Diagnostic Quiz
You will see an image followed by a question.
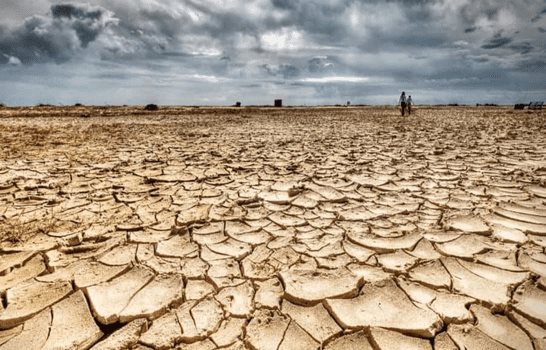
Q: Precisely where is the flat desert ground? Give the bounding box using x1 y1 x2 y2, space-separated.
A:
0 106 545 350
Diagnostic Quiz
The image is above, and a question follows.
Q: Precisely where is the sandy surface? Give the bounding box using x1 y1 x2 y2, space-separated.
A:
0 106 545 349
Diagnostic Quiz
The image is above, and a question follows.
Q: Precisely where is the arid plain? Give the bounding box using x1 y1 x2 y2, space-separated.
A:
0 106 545 349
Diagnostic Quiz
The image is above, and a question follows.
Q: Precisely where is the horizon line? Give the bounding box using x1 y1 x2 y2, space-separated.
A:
1 103 539 108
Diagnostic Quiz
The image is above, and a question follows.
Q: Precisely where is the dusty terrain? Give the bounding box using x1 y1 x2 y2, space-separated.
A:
0 105 545 350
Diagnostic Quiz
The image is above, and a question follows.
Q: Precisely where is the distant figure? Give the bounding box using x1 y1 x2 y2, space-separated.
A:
399 91 407 116
407 95 413 115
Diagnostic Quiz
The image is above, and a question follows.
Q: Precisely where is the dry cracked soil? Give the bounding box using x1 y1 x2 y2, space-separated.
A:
0 105 545 350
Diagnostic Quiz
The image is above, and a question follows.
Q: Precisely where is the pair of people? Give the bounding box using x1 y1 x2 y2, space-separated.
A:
398 91 413 116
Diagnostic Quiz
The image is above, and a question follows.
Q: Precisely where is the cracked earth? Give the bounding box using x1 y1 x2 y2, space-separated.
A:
0 106 545 350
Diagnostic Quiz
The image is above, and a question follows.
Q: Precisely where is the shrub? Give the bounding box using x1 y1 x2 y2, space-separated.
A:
144 104 159 111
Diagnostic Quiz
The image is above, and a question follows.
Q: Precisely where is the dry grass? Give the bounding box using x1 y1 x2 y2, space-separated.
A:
0 217 56 244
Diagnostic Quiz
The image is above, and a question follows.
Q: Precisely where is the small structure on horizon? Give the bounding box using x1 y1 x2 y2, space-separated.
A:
234 102 241 107
274 99 283 107
514 104 526 110
347 101 351 106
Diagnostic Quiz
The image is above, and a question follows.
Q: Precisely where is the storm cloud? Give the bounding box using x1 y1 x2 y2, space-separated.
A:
0 0 544 105
0 3 117 64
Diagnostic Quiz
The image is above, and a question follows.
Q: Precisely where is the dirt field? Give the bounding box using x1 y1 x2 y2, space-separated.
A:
0 106 545 349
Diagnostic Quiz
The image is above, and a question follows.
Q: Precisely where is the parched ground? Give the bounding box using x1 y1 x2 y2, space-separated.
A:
0 106 545 350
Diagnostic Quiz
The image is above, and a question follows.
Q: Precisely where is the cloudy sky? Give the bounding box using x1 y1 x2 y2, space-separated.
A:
0 0 545 106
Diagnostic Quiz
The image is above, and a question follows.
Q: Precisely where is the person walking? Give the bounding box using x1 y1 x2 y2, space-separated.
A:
407 95 413 115
399 91 407 116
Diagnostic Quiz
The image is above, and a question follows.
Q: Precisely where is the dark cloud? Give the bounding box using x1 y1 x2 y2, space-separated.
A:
51 3 112 47
508 42 534 54
465 26 478 33
0 2 116 64
481 33 513 49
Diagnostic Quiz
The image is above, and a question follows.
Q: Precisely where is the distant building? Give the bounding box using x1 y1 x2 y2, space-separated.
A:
274 99 283 107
